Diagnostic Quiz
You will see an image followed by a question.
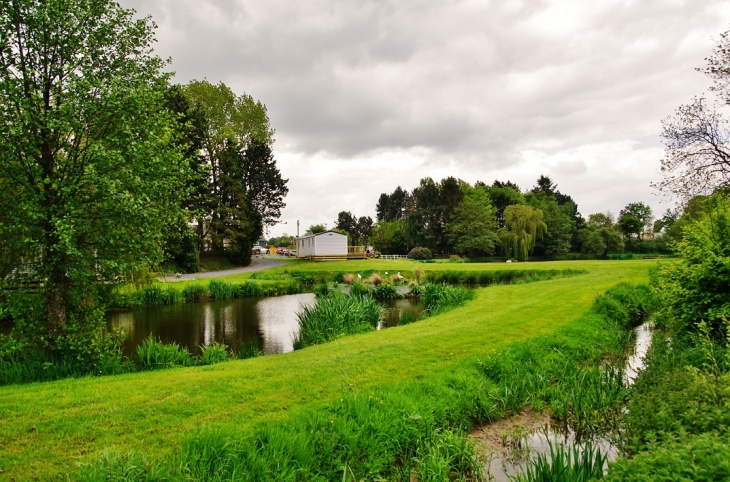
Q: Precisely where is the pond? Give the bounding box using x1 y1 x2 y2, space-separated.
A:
105 294 422 357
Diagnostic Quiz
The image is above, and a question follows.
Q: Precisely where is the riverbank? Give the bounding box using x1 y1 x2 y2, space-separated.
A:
0 260 656 478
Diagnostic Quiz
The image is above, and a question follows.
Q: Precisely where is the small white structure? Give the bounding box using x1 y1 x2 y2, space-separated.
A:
298 231 348 260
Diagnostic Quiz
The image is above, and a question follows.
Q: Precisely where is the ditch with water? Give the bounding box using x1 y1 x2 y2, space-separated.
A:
105 293 422 357
472 322 653 481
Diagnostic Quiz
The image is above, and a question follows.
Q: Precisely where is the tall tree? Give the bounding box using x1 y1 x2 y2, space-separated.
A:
0 0 190 340
498 205 547 260
182 80 275 250
619 202 654 240
443 185 499 256
483 180 525 228
241 140 288 228
656 29 730 198
375 186 408 221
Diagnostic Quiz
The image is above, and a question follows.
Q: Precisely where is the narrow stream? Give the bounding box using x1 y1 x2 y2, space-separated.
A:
475 322 653 481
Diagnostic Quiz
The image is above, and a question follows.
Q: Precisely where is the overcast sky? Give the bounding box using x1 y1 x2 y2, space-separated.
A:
121 0 730 238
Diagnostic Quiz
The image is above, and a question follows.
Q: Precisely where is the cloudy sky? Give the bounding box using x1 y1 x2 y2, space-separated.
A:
121 0 730 237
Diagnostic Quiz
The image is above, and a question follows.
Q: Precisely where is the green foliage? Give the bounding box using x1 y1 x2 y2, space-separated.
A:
656 195 730 338
422 284 474 316
136 337 193 371
237 338 261 359
512 440 608 482
593 282 656 330
374 283 398 301
498 205 547 261
208 279 235 300
408 247 433 260
182 284 210 303
443 184 500 257
370 220 408 255
426 269 585 286
199 343 230 366
293 292 382 349
607 432 730 481
0 0 192 361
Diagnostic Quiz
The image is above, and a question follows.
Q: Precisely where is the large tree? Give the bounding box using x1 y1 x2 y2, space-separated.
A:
0 0 191 341
498 205 547 261
656 29 730 198
181 80 277 251
443 185 499 256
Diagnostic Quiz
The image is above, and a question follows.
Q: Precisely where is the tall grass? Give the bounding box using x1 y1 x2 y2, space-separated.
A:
511 439 608 481
199 342 230 365
293 291 382 349
422 284 475 316
181 284 209 303
208 279 235 300
426 269 585 286
237 338 261 359
136 336 193 370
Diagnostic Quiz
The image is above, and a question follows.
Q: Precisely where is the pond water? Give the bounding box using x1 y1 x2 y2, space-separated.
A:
105 294 422 357
475 322 653 481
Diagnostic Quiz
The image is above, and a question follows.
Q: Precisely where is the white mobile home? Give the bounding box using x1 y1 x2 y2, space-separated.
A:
298 231 348 260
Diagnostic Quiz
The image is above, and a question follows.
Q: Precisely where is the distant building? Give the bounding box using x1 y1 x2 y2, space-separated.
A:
297 231 348 260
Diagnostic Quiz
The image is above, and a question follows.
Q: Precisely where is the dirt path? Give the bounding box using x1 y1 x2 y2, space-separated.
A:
162 256 290 281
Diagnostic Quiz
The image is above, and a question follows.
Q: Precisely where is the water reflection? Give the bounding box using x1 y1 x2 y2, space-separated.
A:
105 294 422 357
106 293 316 356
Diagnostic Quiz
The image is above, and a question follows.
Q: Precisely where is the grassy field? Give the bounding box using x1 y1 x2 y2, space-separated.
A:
0 260 657 479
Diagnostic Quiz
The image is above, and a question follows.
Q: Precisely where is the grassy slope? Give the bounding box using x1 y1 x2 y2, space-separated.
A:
0 260 655 479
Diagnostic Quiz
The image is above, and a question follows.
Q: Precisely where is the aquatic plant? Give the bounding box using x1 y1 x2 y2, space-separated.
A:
182 284 209 303
237 338 260 359
374 283 397 301
293 291 382 349
198 343 230 365
208 279 235 300
136 336 193 370
511 438 607 481
421 284 474 316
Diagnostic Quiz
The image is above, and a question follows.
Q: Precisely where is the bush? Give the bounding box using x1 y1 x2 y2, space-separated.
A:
374 283 397 300
369 274 384 286
408 247 433 260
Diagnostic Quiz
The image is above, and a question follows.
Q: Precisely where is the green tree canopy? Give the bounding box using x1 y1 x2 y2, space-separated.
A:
0 0 191 340
498 205 547 260
443 185 499 256
370 220 408 255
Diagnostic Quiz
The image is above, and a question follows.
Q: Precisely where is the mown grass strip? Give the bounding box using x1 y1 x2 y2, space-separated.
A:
0 260 655 478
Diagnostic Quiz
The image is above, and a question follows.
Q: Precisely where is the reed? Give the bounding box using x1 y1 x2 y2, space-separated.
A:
198 343 230 365
237 338 261 359
293 291 382 349
136 336 193 370
208 279 235 300
511 438 607 481
421 284 474 316
182 284 209 303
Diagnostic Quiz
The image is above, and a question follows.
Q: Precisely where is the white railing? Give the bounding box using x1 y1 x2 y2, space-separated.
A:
378 254 408 260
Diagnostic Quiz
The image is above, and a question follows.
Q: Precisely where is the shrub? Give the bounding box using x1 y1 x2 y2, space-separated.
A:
342 273 355 285
374 283 397 301
408 247 433 260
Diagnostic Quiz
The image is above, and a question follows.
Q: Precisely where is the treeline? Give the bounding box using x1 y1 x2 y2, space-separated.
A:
344 175 671 259
162 82 288 272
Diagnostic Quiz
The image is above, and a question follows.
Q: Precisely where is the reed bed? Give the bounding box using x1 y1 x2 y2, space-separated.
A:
293 291 382 350
512 438 608 482
422 284 475 316
426 269 585 286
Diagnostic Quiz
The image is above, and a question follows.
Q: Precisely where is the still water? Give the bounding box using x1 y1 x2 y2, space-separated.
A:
105 294 421 357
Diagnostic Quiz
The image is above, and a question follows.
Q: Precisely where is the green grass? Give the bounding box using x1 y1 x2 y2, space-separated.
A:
0 260 656 478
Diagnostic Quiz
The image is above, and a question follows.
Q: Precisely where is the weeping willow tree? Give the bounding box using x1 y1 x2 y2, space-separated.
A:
498 205 547 260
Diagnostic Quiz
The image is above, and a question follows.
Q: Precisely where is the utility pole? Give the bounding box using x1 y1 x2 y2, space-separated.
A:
296 219 300 262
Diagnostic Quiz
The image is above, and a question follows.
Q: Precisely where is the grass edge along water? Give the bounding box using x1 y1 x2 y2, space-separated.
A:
71 280 655 481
